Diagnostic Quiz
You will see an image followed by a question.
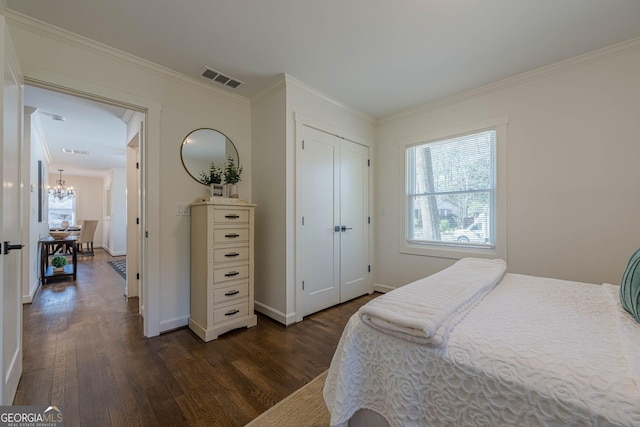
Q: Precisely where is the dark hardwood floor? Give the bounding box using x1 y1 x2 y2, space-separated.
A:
14 249 378 426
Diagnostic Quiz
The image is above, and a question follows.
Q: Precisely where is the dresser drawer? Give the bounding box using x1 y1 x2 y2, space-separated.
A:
214 228 249 243
214 283 248 304
213 246 249 263
214 301 248 324
214 209 249 224
213 264 249 283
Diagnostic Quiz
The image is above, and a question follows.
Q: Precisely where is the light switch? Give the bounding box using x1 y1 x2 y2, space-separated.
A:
177 204 190 216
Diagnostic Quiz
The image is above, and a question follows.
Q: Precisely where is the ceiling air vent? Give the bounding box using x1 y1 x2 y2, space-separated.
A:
199 66 244 89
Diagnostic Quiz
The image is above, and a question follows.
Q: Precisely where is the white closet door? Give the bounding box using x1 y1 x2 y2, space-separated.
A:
339 140 370 302
299 125 371 317
299 127 340 317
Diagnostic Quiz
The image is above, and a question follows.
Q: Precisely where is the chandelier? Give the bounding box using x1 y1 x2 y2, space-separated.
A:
49 169 75 200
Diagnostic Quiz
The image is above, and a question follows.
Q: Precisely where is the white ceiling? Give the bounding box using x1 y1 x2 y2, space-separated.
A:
7 1 640 174
25 85 129 177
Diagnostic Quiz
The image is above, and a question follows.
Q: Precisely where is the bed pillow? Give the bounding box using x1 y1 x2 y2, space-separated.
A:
620 247 640 323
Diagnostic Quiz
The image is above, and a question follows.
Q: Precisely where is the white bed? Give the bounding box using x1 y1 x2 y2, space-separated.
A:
324 260 640 427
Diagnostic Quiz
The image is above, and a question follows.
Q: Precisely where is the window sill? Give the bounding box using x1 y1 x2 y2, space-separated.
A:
400 241 502 260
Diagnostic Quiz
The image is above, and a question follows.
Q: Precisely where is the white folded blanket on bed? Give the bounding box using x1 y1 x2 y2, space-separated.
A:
359 257 507 346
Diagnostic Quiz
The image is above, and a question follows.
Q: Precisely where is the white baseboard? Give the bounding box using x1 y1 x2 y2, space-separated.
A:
159 315 189 333
373 283 394 293
22 279 41 304
254 300 296 326
103 246 126 256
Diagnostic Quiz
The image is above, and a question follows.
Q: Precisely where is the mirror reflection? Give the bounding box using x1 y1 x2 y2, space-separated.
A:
180 128 239 185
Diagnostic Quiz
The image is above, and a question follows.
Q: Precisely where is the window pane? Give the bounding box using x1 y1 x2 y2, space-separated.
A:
48 193 76 227
407 129 495 247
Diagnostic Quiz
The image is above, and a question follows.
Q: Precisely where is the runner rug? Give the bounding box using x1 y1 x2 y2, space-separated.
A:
107 259 126 279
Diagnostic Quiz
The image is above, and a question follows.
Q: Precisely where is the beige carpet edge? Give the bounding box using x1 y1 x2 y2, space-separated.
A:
245 370 330 427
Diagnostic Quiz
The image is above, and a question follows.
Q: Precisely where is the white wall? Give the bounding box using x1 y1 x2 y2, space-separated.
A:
375 41 640 288
48 173 105 248
251 75 375 324
251 81 287 319
102 168 126 255
6 12 251 333
22 108 50 302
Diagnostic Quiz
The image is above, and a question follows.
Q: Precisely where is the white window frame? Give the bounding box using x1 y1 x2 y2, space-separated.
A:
47 191 77 228
398 116 508 260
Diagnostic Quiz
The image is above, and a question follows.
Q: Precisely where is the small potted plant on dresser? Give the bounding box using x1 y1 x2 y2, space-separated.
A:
224 156 243 198
51 255 68 273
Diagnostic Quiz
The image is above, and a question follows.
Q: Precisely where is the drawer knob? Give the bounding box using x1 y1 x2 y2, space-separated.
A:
225 233 240 238
225 309 240 316
225 252 240 258
224 290 240 296
224 271 240 277
225 214 240 219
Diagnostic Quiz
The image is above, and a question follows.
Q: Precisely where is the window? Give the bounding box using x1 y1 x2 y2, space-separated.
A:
48 193 76 228
400 117 507 259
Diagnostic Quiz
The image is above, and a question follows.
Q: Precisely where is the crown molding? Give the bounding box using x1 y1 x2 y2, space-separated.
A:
2 8 250 108
251 73 375 125
27 109 53 165
284 74 375 124
250 74 286 105
381 36 640 124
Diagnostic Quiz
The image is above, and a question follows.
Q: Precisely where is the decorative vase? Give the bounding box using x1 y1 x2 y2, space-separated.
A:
61 220 69 229
228 184 239 199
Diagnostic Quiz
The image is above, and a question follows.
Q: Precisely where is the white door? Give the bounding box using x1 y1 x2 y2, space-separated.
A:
0 17 24 405
299 127 340 316
299 126 370 317
339 140 370 302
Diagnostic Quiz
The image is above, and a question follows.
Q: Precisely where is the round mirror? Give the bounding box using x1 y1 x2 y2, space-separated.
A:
180 128 239 185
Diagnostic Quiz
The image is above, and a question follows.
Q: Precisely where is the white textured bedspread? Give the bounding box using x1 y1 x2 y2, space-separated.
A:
324 274 640 427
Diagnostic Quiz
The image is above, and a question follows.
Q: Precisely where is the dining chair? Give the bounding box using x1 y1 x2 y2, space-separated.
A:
76 219 98 255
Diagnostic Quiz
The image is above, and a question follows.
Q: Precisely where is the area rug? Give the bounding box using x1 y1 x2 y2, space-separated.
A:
246 370 330 427
107 259 126 279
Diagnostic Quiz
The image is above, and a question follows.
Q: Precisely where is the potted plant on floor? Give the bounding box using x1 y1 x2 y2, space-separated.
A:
51 255 68 273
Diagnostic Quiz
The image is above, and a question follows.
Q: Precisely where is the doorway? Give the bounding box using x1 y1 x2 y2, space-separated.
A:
23 78 152 335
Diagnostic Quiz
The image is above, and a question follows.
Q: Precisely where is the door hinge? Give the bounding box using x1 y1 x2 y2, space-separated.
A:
136 273 140 280
302 140 305 149
136 217 139 225
136 162 139 169
368 159 370 166
302 280 305 290
368 216 370 224
302 216 304 226
145 231 149 238
368 265 371 273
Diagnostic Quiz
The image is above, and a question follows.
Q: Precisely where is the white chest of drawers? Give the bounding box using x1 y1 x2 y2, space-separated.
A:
189 200 257 341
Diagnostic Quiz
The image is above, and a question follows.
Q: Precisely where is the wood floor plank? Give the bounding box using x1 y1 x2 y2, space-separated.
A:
15 249 378 426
